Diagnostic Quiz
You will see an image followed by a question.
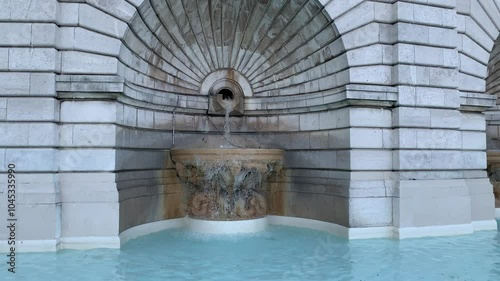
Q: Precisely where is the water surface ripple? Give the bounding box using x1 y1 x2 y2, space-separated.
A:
2 223 499 281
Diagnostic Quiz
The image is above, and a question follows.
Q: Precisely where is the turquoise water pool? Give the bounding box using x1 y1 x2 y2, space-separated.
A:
2 223 499 281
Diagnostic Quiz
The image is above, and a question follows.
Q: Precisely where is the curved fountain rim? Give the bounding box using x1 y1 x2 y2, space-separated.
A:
170 149 285 162
170 148 285 154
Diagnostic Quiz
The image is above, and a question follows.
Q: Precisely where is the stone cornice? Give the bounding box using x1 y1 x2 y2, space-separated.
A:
245 84 398 115
460 91 496 112
56 75 398 115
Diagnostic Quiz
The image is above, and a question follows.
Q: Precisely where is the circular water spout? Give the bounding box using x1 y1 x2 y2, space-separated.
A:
203 70 248 115
218 88 234 101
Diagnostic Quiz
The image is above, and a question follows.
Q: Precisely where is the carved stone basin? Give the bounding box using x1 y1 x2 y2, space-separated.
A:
171 149 284 221
487 151 500 208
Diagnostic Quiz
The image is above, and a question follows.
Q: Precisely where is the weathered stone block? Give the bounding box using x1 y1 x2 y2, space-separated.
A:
0 203 59 241
334 1 374 34
123 105 137 126
351 150 392 170
57 3 79 25
59 124 73 146
0 48 7 70
415 45 444 66
431 151 463 169
74 28 121 56
309 131 329 149
393 107 430 128
430 109 461 128
460 53 487 78
62 51 118 74
394 150 432 170
395 2 413 22
341 22 380 50
285 150 337 169
462 151 486 169
78 4 127 38
63 100 117 122
32 24 57 47
395 43 414 64
278 114 299 132
428 26 457 48
0 23 31 46
62 202 119 237
350 128 383 148
30 73 56 96
85 0 136 22
393 128 417 148
59 173 117 202
0 0 10 20
154 111 173 130
0 123 29 146
6 148 57 171
56 27 75 49
462 131 486 150
319 110 337 130
461 112 486 131
349 197 392 227
29 123 58 146
350 108 392 127
137 109 154 129
0 72 30 95
397 23 429 44
396 195 471 227
460 72 486 92
328 129 350 149
10 0 57 21
315 194 336 223
350 65 392 84
347 45 383 66
7 98 58 121
72 124 116 147
416 129 462 149
419 87 460 108
324 0 363 20
9 48 59 71
349 180 387 197
299 113 320 131
115 149 165 170
59 149 115 171
414 4 446 27
465 16 493 51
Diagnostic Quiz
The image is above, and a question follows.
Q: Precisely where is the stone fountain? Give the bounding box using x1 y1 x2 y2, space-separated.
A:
171 75 284 233
171 149 283 220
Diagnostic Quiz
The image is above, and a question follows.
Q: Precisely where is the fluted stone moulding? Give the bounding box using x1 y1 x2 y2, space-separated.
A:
121 0 342 101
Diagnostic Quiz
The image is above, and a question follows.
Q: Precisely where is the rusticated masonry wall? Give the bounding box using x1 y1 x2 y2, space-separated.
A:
0 0 499 250
0 1 62 249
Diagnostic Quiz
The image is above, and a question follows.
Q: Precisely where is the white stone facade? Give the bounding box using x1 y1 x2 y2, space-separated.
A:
0 0 499 251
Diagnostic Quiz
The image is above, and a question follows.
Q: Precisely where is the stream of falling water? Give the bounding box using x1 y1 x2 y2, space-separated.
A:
221 99 235 147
